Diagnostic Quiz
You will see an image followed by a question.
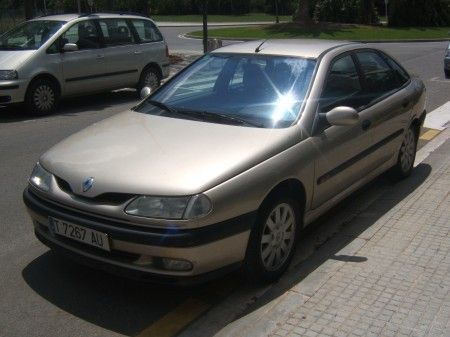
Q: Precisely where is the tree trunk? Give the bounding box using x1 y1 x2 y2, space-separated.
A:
293 0 311 24
360 0 375 24
25 0 33 19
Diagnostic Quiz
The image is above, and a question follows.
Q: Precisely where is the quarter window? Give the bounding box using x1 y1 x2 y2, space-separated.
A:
62 20 100 50
320 55 363 112
131 20 163 43
98 19 136 46
382 54 410 87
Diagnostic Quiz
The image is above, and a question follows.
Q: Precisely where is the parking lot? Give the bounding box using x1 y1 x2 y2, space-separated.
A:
1 29 449 337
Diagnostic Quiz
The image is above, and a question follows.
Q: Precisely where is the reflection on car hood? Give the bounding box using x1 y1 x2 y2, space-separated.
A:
0 50 35 69
40 110 299 197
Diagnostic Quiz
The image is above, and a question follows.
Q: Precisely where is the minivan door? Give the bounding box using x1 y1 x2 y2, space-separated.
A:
96 18 141 89
60 20 109 96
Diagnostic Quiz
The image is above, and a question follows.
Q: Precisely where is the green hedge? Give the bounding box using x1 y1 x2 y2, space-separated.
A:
389 0 450 27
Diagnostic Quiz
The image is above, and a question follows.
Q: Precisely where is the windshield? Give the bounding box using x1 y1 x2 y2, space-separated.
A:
0 20 65 50
137 53 317 128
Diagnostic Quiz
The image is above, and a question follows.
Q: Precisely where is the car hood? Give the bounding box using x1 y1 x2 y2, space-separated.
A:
40 111 300 197
0 50 35 69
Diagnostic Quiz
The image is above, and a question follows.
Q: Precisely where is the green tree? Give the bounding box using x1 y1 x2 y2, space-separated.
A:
293 0 311 23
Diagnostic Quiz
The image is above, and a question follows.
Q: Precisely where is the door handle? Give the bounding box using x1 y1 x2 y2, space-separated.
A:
96 54 105 59
362 119 371 131
134 51 143 55
402 100 410 108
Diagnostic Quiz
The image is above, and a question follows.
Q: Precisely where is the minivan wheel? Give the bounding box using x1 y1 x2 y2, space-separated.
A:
244 197 300 283
138 67 161 94
25 78 59 116
390 125 418 180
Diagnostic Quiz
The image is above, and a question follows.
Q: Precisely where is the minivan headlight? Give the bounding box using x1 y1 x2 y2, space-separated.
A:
0 70 18 80
29 162 52 192
125 194 212 220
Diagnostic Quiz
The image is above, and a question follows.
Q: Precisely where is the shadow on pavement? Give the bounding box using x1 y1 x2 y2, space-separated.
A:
0 90 138 124
21 164 431 337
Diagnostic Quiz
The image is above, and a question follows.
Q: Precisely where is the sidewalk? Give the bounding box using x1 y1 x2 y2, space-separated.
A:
217 131 450 337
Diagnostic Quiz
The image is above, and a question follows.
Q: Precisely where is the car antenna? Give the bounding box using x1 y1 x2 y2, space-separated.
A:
255 40 267 53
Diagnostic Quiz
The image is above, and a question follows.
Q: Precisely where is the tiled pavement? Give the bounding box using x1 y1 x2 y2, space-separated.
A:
268 141 450 337
215 135 450 337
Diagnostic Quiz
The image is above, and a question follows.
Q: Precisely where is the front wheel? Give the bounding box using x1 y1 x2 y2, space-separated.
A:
390 125 418 180
25 78 59 116
244 197 300 283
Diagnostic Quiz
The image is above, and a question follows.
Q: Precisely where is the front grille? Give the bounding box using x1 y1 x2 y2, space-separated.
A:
55 175 135 205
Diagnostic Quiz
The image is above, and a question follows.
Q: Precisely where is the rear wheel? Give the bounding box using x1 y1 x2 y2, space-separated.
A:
244 197 300 283
25 78 59 116
390 125 418 180
137 67 161 94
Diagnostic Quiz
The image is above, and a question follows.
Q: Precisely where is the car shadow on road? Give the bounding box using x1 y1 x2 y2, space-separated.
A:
21 164 431 337
0 90 139 123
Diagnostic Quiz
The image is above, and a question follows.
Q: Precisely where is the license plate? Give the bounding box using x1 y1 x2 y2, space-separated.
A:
48 217 110 252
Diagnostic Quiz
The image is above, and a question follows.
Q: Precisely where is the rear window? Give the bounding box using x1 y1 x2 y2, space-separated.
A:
131 20 162 43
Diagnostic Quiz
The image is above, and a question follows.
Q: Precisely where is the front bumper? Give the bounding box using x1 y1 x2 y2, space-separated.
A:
0 79 28 104
24 187 255 283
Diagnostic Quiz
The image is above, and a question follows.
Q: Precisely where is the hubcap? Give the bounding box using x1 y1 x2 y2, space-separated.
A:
260 203 296 271
400 128 416 173
144 71 159 90
33 85 55 111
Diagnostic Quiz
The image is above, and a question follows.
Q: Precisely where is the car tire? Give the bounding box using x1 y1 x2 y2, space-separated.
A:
445 69 450 78
244 196 301 283
390 125 418 180
25 78 59 116
137 67 161 95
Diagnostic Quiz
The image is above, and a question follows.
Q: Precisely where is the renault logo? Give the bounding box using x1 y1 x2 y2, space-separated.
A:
82 177 94 192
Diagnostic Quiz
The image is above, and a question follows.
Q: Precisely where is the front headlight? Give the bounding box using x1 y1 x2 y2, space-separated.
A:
0 70 18 80
29 162 52 192
125 194 212 220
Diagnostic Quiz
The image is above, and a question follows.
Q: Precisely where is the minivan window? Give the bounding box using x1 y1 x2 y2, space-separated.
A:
131 20 163 43
62 20 100 50
0 20 65 50
137 54 316 129
98 19 136 46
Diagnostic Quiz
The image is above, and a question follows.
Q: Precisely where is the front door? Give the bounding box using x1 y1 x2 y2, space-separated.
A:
311 53 375 209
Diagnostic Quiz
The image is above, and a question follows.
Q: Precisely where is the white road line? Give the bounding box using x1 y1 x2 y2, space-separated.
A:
429 77 450 83
423 101 450 130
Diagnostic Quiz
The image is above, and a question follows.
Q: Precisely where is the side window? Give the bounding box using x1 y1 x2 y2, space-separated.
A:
382 54 410 87
47 39 60 54
62 20 100 50
356 51 397 101
320 55 362 112
131 20 163 43
98 19 136 46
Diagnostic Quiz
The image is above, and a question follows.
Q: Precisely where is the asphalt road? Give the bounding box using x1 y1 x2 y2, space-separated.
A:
0 27 449 337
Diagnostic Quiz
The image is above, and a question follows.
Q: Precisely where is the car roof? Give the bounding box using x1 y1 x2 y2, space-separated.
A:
31 13 150 22
212 39 362 59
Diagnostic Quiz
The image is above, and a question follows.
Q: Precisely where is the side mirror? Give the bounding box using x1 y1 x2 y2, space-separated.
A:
325 106 359 126
140 86 152 100
62 43 78 52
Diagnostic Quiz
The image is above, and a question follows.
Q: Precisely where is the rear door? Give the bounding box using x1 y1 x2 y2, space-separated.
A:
354 50 414 166
60 19 108 95
96 18 141 89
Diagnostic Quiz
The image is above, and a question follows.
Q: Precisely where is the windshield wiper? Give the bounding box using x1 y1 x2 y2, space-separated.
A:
145 100 177 113
176 109 264 128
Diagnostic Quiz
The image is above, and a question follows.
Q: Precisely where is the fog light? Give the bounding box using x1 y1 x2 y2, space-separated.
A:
133 255 155 267
161 257 193 271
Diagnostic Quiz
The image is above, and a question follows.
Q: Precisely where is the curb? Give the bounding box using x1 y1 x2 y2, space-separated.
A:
183 33 450 43
156 21 284 28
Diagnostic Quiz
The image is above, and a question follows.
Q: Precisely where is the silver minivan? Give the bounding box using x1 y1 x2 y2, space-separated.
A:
0 13 169 115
